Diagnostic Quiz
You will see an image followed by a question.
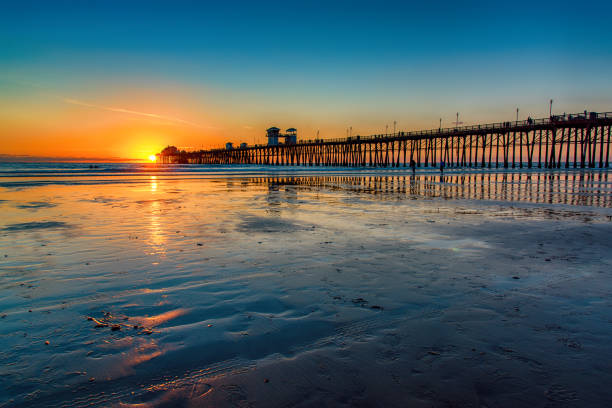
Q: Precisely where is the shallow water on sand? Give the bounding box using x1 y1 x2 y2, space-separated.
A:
1 166 612 407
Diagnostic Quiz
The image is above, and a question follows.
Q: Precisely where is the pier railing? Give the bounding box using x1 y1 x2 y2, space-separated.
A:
201 111 612 151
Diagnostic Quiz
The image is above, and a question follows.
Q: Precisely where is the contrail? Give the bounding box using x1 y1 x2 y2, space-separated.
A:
2 77 219 129
60 97 204 128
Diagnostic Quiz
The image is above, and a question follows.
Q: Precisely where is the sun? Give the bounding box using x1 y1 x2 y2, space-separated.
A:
148 155 157 162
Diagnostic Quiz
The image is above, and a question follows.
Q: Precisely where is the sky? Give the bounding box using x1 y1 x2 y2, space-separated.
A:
1 0 611 160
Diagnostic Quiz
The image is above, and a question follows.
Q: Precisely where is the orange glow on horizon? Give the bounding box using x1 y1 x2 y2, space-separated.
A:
0 82 440 160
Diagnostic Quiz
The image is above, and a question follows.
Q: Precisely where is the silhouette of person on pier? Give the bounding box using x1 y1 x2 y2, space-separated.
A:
440 160 445 174
410 159 416 175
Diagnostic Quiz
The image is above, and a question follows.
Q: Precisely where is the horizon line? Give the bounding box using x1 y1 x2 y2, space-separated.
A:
0 154 146 163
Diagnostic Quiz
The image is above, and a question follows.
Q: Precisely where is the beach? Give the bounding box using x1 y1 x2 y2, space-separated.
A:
1 164 611 407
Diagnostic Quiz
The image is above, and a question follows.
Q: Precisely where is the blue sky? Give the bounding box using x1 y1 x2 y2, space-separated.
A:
1 0 611 157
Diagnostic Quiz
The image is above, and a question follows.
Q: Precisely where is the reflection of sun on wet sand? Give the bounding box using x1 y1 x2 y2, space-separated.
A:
1 168 612 407
134 308 188 328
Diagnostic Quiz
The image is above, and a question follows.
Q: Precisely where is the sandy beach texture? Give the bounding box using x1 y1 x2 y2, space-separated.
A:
1 166 611 407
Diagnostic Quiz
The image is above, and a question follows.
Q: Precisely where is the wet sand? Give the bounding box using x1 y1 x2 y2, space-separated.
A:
1 168 611 407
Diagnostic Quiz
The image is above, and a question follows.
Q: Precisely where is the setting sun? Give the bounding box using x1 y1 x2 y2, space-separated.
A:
148 155 156 162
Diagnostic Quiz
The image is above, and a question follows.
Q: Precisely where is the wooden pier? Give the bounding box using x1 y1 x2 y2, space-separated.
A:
157 111 612 169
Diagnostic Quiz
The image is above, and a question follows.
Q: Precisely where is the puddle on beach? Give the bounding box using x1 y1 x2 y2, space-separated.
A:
1 169 612 407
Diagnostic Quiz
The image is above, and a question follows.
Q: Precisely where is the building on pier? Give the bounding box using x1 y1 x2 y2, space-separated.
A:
225 142 233 150
267 127 280 146
284 128 297 144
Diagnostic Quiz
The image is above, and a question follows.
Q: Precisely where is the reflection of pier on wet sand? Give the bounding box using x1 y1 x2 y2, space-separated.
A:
247 171 611 208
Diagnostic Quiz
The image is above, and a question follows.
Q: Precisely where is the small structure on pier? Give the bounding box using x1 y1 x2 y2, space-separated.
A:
161 145 179 155
267 127 280 146
225 142 233 150
240 142 248 148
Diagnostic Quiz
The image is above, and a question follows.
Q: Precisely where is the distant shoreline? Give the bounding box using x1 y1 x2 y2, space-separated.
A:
0 155 144 163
